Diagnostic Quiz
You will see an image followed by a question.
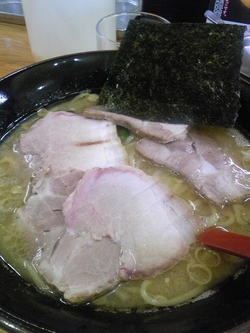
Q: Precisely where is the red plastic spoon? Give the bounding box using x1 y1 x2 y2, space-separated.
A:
197 227 250 260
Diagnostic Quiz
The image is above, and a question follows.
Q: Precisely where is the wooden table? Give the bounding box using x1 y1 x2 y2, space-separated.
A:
0 21 34 79
0 20 34 333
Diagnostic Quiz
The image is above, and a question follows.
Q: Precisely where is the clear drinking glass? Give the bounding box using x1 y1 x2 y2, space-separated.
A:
115 0 141 13
96 11 169 50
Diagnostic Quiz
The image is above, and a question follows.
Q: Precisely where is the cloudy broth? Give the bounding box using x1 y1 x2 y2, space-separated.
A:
0 93 249 312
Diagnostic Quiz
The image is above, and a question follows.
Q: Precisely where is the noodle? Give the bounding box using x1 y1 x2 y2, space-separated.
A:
194 247 221 267
115 288 138 302
233 204 250 225
24 260 50 291
140 280 205 307
11 185 25 201
172 178 189 196
217 207 235 227
187 263 212 285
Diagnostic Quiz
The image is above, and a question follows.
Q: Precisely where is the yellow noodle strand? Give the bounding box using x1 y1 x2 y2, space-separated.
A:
140 280 205 307
194 247 221 267
172 180 189 196
218 207 235 227
187 263 212 285
233 204 250 225
24 260 50 291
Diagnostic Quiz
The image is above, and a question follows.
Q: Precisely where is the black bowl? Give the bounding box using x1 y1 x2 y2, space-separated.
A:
0 51 250 333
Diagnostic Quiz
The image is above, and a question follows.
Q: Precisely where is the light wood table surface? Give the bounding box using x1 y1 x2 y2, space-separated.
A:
0 21 35 79
0 21 34 333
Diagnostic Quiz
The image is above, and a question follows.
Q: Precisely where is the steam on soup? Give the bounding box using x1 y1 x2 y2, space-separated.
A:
0 92 249 312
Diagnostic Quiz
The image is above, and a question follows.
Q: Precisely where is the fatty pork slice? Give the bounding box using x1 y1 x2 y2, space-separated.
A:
16 169 85 259
37 165 202 303
136 131 250 204
84 106 189 144
18 111 128 172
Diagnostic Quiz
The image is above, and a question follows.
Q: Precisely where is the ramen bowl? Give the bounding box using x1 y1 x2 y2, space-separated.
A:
0 51 250 333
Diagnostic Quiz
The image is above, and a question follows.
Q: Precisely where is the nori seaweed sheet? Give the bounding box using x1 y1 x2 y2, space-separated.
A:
99 21 245 127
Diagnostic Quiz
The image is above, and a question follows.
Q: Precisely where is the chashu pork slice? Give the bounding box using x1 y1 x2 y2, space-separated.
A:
18 111 128 172
84 106 189 144
37 165 202 303
16 169 85 259
136 130 250 204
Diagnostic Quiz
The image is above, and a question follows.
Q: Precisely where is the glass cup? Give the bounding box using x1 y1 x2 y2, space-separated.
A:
21 0 116 62
115 0 142 30
96 12 169 50
115 0 141 13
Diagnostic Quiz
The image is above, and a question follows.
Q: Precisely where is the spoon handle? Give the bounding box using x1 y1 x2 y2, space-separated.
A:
197 228 250 260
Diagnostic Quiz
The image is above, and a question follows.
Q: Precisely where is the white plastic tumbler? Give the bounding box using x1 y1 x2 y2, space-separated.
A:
21 0 116 61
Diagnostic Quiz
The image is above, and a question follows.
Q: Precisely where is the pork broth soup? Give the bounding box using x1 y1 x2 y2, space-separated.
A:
0 92 249 311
